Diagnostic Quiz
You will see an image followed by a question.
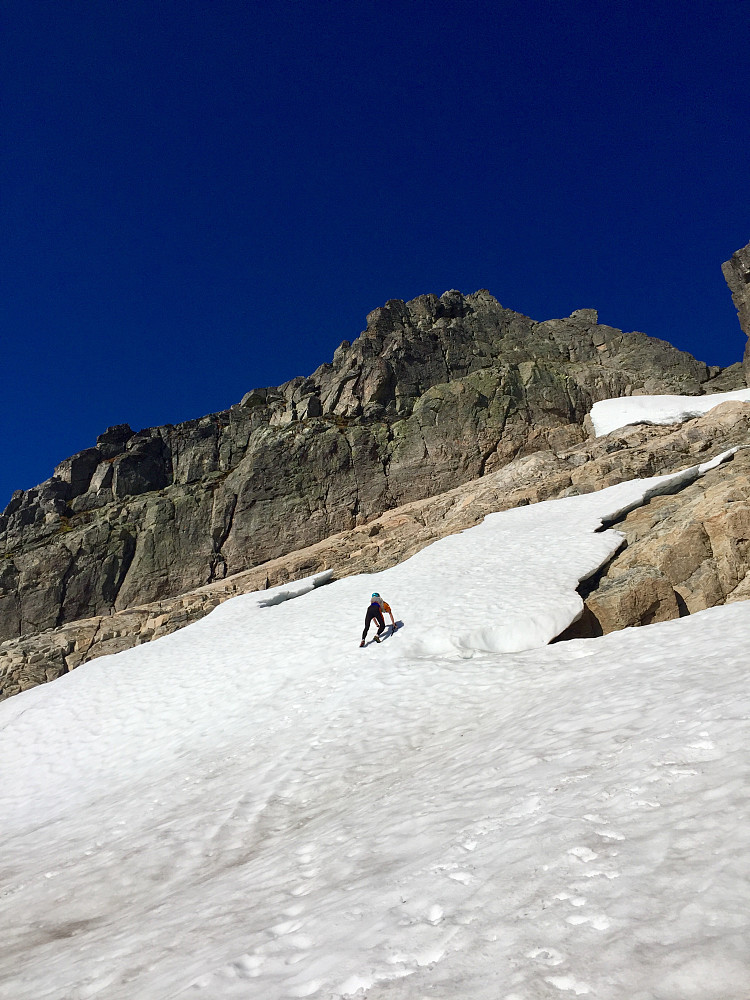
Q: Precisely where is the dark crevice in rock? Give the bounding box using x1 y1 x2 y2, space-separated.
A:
581 544 626 601
553 605 604 641
208 554 228 583
55 553 79 628
478 438 501 478
104 529 138 610
551 543 625 644
1 575 23 640
212 494 238 562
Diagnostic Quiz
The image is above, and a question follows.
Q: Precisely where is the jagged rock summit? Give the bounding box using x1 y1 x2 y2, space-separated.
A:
3 235 750 696
2 290 729 645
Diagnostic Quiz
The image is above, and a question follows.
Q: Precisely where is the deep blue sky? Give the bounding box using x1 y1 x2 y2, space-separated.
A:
2 1 749 507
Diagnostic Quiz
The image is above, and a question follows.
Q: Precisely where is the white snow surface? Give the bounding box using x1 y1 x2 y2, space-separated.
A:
589 387 750 437
2 456 750 1000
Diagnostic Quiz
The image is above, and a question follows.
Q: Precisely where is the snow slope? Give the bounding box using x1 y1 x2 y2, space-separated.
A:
589 387 750 437
1 456 749 1000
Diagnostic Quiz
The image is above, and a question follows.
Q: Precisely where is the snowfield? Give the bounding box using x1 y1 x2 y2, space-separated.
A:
589 387 750 437
1 453 749 999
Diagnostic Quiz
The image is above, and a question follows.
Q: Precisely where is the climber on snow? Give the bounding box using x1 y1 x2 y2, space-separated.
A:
360 593 396 646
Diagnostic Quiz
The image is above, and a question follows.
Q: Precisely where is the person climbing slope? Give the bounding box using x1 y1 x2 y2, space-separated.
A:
360 592 396 646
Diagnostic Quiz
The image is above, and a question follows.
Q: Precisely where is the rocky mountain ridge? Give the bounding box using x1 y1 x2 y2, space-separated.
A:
0 291 740 645
1 240 749 700
2 400 748 701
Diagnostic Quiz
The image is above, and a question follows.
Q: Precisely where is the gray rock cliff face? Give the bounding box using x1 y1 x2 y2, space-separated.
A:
0 290 720 642
722 240 750 382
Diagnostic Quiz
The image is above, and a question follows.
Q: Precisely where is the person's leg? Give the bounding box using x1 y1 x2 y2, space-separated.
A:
362 605 377 642
375 608 385 635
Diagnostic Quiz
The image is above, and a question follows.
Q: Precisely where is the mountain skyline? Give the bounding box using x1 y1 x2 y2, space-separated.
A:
3 1 749 506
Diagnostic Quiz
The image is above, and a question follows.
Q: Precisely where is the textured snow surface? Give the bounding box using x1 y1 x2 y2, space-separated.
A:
589 387 750 437
1 459 749 1000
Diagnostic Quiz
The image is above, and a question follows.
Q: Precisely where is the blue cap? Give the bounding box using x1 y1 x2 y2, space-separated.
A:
371 592 380 598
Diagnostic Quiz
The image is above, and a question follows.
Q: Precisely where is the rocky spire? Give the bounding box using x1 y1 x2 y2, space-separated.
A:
722 239 750 384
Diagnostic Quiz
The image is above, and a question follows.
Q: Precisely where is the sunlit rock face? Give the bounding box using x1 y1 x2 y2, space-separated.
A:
722 239 750 384
561 415 750 640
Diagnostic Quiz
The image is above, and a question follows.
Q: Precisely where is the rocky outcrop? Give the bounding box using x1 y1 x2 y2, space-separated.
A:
722 239 750 382
701 362 747 393
565 444 750 638
0 293 719 644
4 400 749 702
558 402 750 639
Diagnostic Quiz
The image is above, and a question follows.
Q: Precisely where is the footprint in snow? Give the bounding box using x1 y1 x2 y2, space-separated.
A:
553 892 586 906
594 827 625 841
526 946 564 966
229 953 264 979
565 912 611 930
545 974 592 994
567 846 598 863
